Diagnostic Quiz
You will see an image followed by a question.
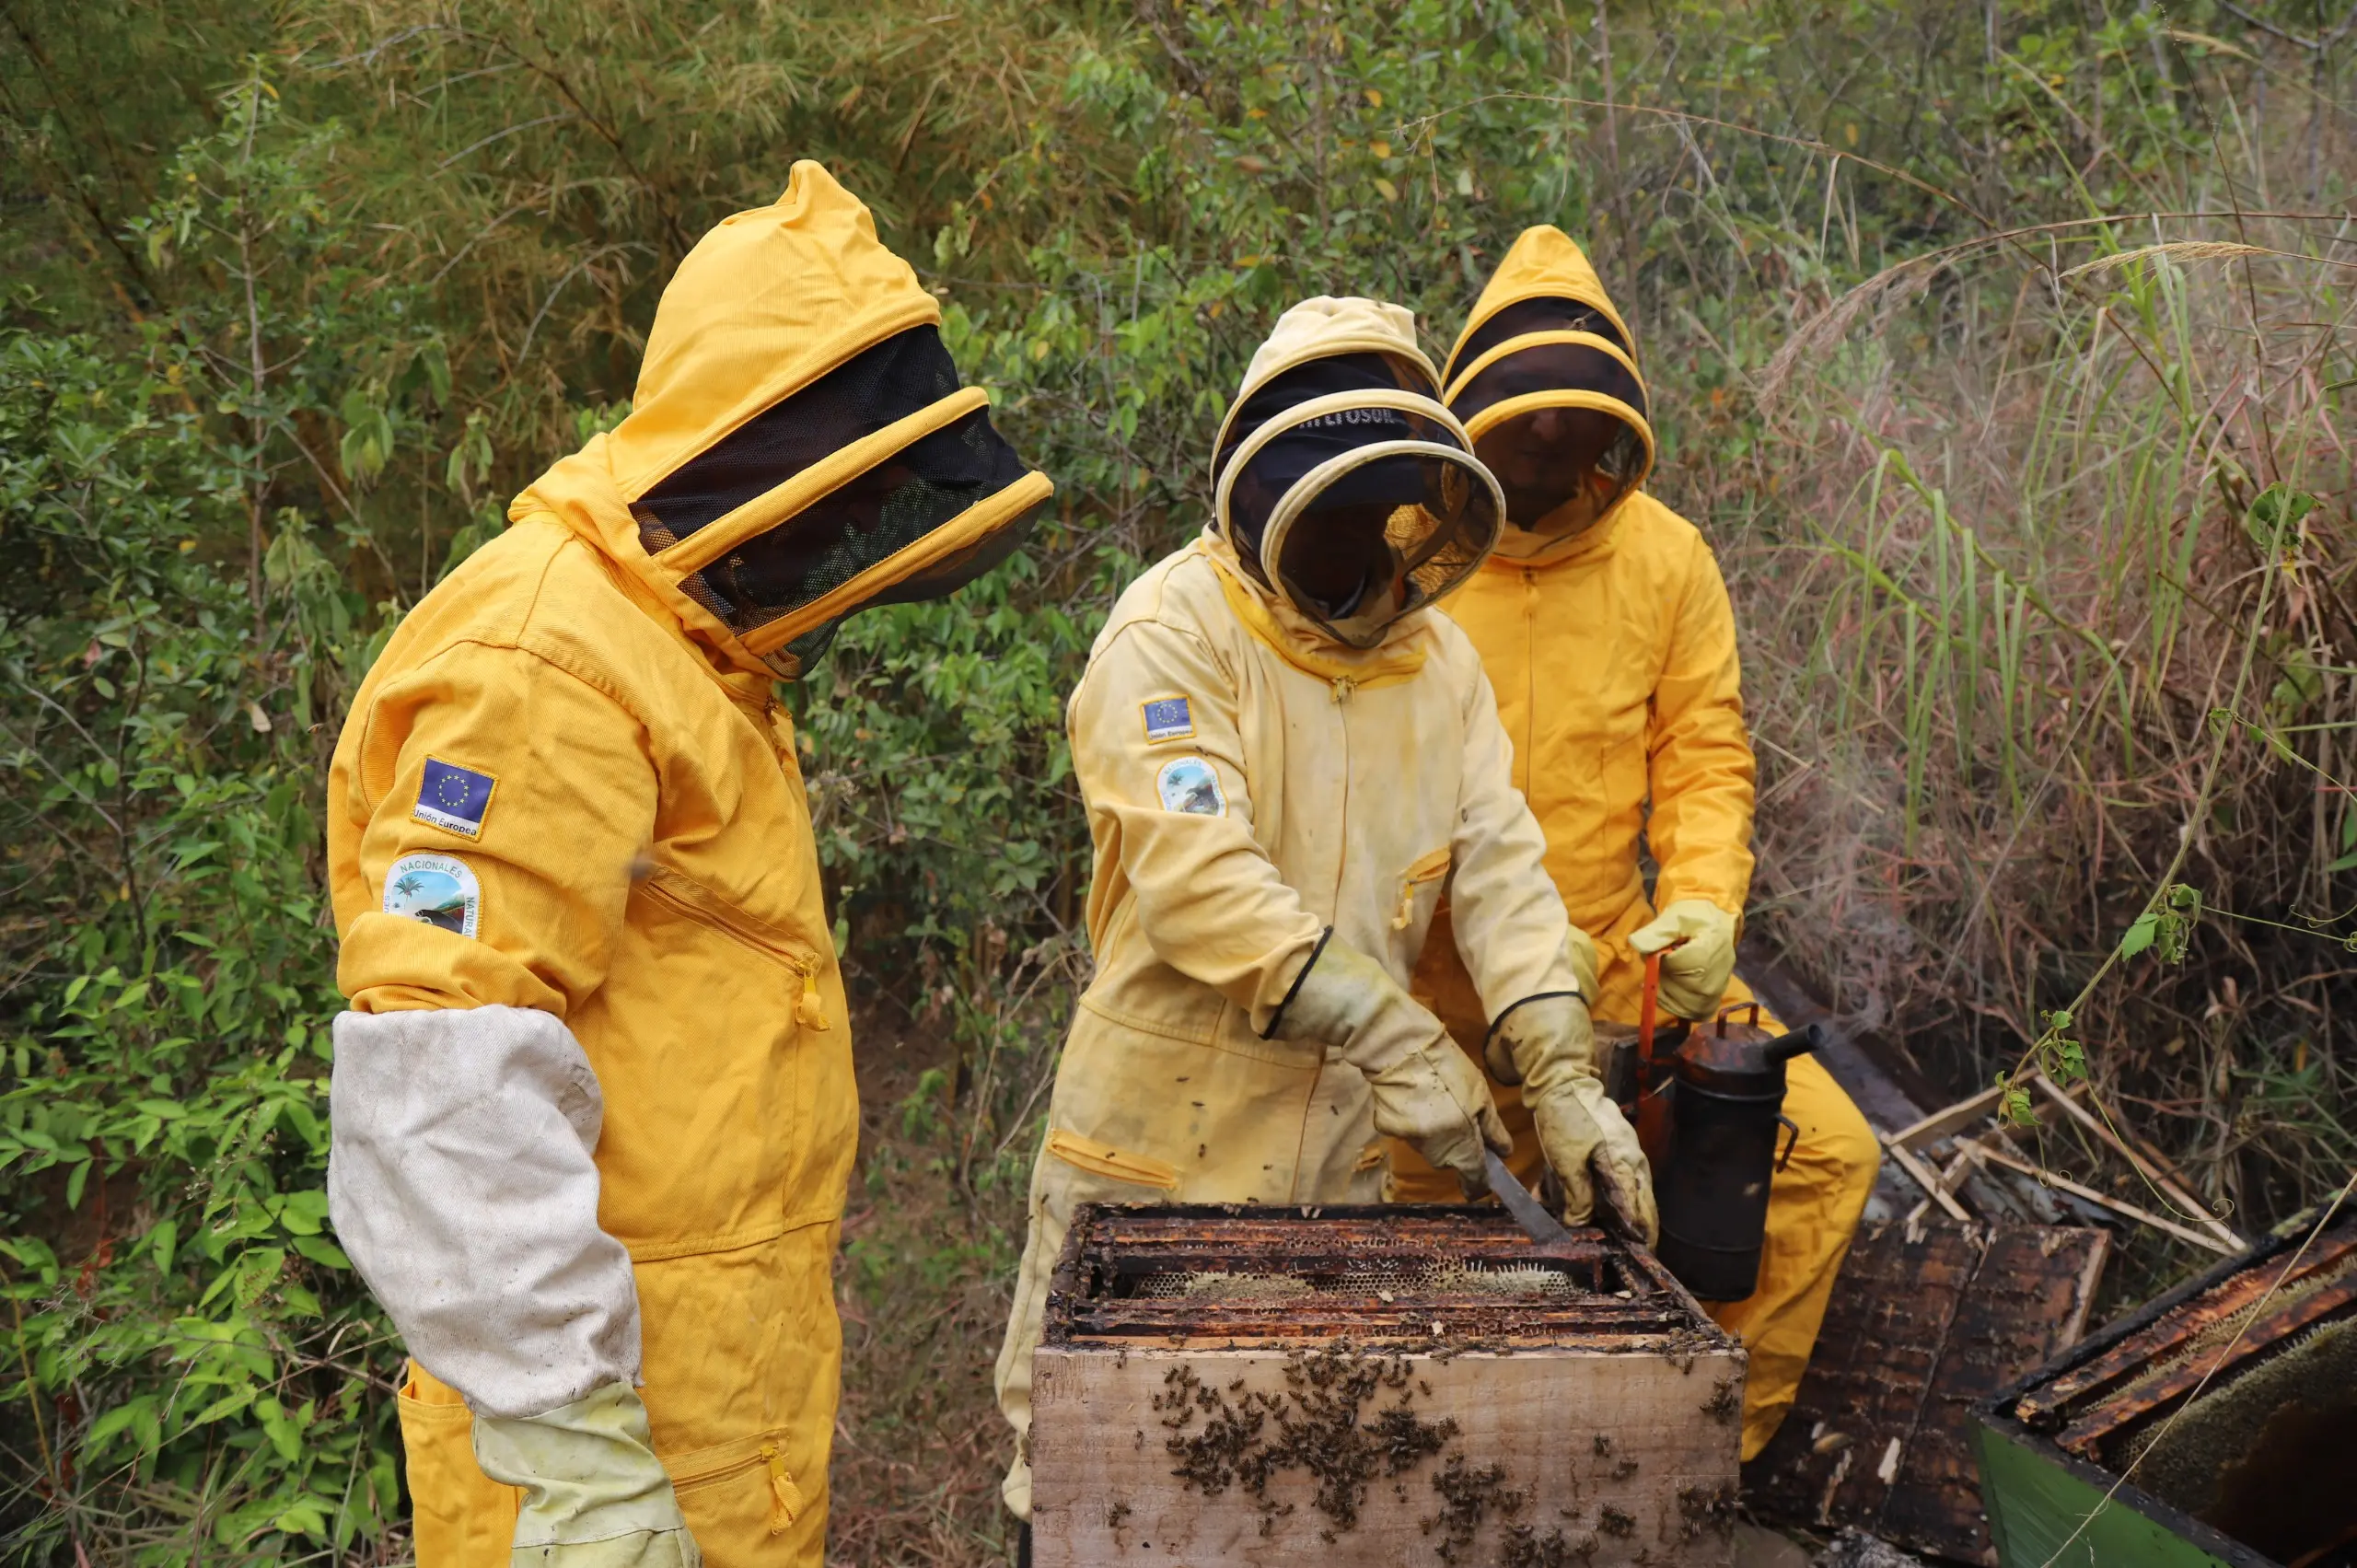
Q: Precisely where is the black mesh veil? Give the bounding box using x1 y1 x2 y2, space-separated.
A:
1215 353 1501 647
631 325 1042 673
1445 306 1652 535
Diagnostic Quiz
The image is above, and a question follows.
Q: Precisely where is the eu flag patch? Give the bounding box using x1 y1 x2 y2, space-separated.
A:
413 757 498 839
1141 695 1194 744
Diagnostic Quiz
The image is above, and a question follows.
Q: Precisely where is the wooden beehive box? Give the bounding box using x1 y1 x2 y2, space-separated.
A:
1029 1204 1746 1566
1975 1214 2357 1568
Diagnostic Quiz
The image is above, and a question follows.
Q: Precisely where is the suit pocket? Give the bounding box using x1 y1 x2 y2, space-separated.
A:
1390 846 1454 932
396 1363 518 1568
636 865 832 1033
668 1429 808 1555
1045 1128 1180 1191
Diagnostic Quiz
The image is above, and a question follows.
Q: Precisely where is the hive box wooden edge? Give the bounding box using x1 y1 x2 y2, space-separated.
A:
1029 1203 1747 1567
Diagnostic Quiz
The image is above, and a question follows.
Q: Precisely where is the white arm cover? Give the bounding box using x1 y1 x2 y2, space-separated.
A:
327 1005 641 1420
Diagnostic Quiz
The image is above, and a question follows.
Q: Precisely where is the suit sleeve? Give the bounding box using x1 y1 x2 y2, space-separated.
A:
328 641 654 1419
1648 538 1758 916
1070 621 1325 1028
1445 656 1585 1019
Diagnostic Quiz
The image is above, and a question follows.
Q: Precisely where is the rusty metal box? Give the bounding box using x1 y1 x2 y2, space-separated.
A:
1028 1203 1746 1566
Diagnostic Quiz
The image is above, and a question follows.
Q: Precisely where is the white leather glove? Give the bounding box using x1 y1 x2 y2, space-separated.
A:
1276 937 1510 1195
1565 922 1601 1004
1628 900 1739 1022
472 1383 700 1567
1486 994 1659 1245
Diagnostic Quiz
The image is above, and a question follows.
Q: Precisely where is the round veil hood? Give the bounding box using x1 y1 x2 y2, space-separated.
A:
1442 227 1654 544
1212 296 1504 650
517 160 1052 679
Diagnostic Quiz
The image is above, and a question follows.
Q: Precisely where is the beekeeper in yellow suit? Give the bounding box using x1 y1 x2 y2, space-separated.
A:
1387 226 1880 1461
993 296 1655 1540
325 163 1051 1568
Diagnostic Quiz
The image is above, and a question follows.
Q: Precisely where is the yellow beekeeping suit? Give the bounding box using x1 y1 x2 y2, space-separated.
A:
997 298 1587 1519
1387 227 1879 1460
329 162 1048 1566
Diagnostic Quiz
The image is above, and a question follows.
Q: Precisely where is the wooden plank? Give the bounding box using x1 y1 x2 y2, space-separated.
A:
1030 1343 1745 1566
1887 1084 2011 1151
2029 1075 2242 1248
1884 1137 1973 1222
2016 1225 2357 1428
1746 1221 2109 1564
1745 1222 1984 1533
1964 1140 2240 1255
1880 1225 2111 1562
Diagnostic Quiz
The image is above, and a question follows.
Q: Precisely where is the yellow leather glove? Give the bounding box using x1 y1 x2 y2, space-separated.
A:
472 1384 700 1568
1486 995 1659 1246
1279 937 1510 1196
1628 899 1739 1022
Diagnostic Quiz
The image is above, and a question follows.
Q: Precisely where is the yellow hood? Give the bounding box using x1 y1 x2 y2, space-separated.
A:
1441 227 1654 558
512 160 1051 679
1443 226 1636 375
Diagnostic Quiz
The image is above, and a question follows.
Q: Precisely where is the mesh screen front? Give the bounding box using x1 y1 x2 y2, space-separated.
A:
1224 404 1466 574
630 326 1036 667
1472 408 1648 532
1449 336 1649 533
1448 296 1630 383
634 327 962 536
1265 449 1495 645
1447 338 1648 436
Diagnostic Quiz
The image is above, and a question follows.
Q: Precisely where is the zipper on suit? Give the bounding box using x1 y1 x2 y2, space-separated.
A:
1520 569 1538 795
1285 670 1364 1202
667 1439 804 1535
637 865 830 1031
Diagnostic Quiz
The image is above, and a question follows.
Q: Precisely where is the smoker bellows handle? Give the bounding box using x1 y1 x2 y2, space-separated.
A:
1763 1022 1824 1064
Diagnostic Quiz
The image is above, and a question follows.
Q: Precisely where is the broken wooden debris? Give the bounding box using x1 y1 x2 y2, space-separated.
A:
1745 1218 2108 1564
1964 1140 2239 1256
1878 1071 2241 1253
1813 1527 1934 1567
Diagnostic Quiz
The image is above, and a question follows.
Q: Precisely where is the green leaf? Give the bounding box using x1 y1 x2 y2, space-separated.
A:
256 1398 303 1463
274 1189 329 1235
2243 482 2320 548
290 1234 350 1271
233 1248 285 1308
2119 912 2157 958
274 1501 328 1539
183 1386 257 1429
85 1395 158 1457
148 1217 178 1273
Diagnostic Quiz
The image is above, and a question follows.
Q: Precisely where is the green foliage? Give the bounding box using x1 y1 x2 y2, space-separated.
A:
2119 885 2202 966
0 81 408 1566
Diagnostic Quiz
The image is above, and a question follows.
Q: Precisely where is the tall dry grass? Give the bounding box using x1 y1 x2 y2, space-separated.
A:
1723 211 2355 1227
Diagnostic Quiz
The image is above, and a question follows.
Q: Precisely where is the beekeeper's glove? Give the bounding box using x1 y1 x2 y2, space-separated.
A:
473 1383 700 1568
1276 937 1510 1196
1486 995 1659 1246
1628 899 1740 1022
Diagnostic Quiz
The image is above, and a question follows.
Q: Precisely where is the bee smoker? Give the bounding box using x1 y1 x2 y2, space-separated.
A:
1600 957 1822 1302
